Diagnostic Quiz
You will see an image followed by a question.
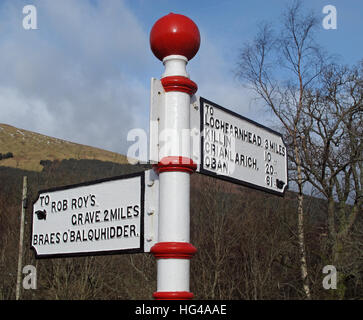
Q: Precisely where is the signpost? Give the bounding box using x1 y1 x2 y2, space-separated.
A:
191 97 288 195
151 93 288 195
148 13 200 300
32 170 158 258
148 12 288 300
30 12 288 301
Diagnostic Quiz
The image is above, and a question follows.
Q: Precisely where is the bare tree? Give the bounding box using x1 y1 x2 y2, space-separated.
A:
297 61 362 298
236 0 326 298
191 175 241 299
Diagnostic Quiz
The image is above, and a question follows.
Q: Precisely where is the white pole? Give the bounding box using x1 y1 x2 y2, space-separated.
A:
16 176 27 300
149 13 200 300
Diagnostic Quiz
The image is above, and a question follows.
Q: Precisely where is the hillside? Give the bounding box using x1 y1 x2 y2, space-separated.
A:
0 123 128 171
0 125 361 300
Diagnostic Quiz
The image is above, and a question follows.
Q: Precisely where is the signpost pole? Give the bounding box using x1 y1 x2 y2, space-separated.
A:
16 176 27 300
149 13 200 300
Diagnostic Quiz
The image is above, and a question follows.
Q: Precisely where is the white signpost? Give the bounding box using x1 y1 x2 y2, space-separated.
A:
150 92 288 196
32 170 158 258
29 12 289 301
191 97 288 195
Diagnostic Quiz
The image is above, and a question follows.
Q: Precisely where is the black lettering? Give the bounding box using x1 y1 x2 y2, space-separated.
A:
94 228 100 240
248 157 252 167
76 230 81 242
211 143 215 156
78 213 83 225
205 141 210 154
88 229 94 241
211 157 216 169
205 113 210 126
83 195 89 208
84 211 91 224
133 205 139 217
220 120 225 132
127 206 132 218
117 226 123 237
72 198 77 210
123 225 129 237
281 146 285 156
77 197 83 208
82 230 87 242
110 208 118 221
130 225 136 237
205 156 210 167
121 207 126 219
110 227 115 238
44 233 50 245
56 232 61 244
205 128 211 141
225 135 231 148
50 233 55 244
209 116 214 127
90 195 96 206
101 228 107 240
70 230 75 242
63 199 68 211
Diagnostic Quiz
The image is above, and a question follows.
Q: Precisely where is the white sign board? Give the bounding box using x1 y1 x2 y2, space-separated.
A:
32 170 158 258
149 77 164 164
192 97 288 195
148 78 288 195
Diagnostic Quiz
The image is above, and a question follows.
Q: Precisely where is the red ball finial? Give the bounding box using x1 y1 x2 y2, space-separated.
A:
150 13 200 61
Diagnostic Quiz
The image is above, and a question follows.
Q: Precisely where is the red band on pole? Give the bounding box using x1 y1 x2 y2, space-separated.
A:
161 76 198 96
151 242 197 259
153 156 197 174
153 291 194 300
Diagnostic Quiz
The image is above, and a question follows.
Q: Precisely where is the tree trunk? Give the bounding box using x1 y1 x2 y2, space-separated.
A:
295 145 311 299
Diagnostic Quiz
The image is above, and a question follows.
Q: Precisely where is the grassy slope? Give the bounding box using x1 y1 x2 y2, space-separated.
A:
0 123 128 171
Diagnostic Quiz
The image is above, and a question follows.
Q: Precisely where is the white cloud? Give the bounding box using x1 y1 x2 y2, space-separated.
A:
0 0 151 153
0 0 274 157
0 86 56 132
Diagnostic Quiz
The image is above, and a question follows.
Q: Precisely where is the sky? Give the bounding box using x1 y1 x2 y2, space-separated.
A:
0 0 362 155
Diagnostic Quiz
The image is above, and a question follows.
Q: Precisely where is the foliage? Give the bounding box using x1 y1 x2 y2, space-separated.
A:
0 152 14 161
235 0 362 299
1 159 361 300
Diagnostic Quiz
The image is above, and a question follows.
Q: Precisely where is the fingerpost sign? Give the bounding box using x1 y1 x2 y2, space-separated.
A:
32 170 158 258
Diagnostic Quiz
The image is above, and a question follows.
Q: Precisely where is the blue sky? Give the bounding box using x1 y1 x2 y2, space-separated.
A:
0 0 362 154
